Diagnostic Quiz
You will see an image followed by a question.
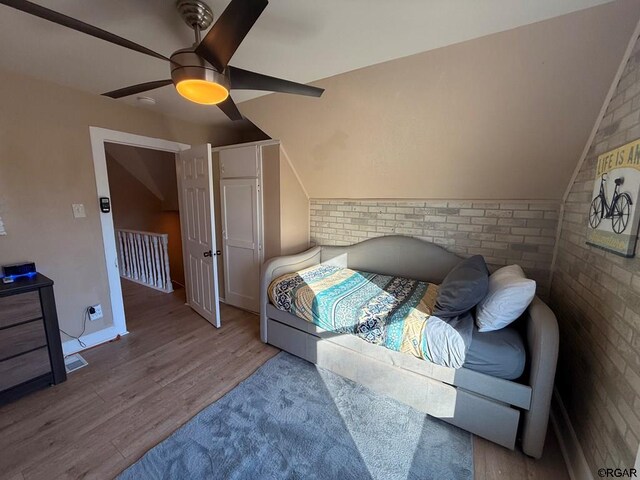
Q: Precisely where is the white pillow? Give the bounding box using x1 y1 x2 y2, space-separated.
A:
475 265 536 332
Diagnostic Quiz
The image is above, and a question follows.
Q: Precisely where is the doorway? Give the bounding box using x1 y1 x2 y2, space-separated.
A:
89 128 221 340
104 143 185 293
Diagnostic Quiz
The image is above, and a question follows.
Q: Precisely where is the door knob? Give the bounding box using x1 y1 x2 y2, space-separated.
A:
214 250 222 256
203 250 212 257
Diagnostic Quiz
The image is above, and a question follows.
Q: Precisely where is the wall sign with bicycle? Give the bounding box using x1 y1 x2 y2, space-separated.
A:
587 138 640 257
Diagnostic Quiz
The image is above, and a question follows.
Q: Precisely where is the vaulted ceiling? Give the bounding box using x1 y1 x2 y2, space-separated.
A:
241 0 640 199
0 0 621 126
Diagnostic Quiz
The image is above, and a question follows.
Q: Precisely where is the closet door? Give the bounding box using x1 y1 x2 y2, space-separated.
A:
220 145 259 178
220 178 261 312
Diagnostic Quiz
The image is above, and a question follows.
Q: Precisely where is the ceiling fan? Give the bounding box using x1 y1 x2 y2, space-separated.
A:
0 0 325 121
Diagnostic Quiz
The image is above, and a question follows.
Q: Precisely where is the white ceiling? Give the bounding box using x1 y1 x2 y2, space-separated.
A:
0 0 616 126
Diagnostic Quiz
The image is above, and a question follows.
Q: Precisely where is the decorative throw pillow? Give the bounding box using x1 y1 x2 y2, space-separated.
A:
433 255 489 318
476 264 536 332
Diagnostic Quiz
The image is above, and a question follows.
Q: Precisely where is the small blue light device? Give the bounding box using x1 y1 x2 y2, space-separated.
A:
2 262 37 282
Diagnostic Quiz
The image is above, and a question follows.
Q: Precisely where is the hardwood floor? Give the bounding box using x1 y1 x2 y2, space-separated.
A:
0 281 279 479
474 428 569 479
0 280 569 479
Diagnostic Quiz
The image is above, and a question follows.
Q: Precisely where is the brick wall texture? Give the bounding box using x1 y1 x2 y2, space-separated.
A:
310 199 558 294
550 37 640 470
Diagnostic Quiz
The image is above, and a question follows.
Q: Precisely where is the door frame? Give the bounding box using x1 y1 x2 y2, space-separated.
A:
89 127 190 343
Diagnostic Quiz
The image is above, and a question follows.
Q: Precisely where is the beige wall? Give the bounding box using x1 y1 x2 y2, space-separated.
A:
262 144 282 260
106 154 163 232
155 212 184 288
550 32 640 472
279 149 309 255
0 69 241 343
107 144 181 211
242 0 640 200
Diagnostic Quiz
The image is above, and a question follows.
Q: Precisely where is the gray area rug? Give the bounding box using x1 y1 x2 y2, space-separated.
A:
119 352 473 480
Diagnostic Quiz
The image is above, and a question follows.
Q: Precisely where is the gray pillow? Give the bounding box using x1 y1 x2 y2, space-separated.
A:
433 255 489 318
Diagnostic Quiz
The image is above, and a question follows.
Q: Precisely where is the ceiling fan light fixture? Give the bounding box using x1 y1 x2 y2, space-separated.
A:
176 79 228 105
170 47 230 105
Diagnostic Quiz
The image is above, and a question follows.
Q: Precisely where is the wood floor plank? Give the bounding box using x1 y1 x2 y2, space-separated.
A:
0 391 109 475
0 281 569 479
22 438 128 480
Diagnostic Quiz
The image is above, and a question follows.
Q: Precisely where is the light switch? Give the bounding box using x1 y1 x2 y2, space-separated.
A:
72 203 86 218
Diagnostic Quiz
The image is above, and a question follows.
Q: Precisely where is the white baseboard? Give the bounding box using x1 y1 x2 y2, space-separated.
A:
551 388 593 480
62 325 128 356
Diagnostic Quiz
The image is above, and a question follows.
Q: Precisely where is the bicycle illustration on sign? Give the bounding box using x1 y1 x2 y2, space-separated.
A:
586 137 640 258
589 173 632 234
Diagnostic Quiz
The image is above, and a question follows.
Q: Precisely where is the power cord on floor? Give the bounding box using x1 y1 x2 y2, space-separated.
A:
59 306 91 349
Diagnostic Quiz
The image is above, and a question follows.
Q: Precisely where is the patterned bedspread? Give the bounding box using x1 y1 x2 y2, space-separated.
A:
268 263 470 368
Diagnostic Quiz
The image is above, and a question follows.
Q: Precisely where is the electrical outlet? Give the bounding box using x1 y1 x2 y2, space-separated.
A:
88 304 103 321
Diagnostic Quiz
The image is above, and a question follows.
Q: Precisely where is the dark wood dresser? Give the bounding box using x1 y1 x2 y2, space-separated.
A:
0 273 66 404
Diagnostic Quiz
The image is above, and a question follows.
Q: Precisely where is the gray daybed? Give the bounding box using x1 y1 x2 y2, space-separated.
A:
260 236 559 458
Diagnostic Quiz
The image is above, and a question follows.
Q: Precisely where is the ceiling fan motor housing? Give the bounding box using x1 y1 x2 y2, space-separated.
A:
170 47 229 88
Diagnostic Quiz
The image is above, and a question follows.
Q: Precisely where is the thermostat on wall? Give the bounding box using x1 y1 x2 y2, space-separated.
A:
99 197 111 213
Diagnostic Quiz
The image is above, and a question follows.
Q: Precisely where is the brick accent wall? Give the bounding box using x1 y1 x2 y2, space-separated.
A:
550 37 640 470
310 199 559 294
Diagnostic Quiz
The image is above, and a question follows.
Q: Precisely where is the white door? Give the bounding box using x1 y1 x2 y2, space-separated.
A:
176 144 221 327
220 178 261 312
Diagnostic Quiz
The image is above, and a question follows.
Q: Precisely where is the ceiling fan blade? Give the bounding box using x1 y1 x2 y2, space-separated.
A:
228 66 324 97
0 0 169 61
102 80 173 99
217 96 243 121
195 0 268 72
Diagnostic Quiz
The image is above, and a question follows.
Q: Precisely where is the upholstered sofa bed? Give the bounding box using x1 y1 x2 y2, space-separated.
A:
259 236 559 458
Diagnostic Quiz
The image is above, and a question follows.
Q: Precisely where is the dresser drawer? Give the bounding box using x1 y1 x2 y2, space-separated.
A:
0 291 42 328
0 347 51 391
0 321 47 361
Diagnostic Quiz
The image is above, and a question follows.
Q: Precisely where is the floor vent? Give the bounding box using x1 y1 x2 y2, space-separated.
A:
64 353 88 374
